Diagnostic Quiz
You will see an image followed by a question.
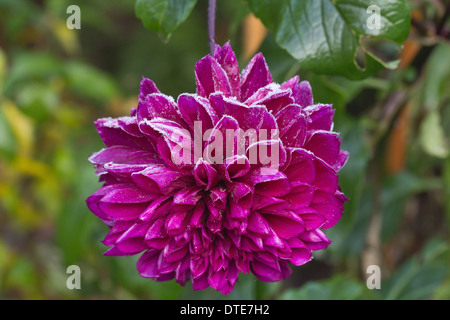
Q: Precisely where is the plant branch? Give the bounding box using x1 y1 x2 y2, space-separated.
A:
208 0 217 56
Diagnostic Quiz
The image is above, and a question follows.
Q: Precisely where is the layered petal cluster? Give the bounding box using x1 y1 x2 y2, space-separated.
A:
87 42 348 294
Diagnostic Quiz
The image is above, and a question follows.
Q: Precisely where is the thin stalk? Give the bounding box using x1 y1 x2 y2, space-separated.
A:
208 0 217 56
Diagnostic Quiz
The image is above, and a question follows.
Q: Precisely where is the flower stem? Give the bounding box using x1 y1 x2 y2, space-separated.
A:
208 0 217 56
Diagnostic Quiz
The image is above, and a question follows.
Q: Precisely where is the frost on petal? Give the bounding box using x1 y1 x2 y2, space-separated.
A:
240 53 273 101
178 93 219 133
132 165 193 195
94 117 153 150
303 131 342 168
139 77 160 102
275 104 308 147
303 104 335 132
137 93 180 122
195 55 232 98
214 42 240 99
193 159 219 190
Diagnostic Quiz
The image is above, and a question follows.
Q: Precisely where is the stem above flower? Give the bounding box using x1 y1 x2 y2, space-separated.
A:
208 0 217 56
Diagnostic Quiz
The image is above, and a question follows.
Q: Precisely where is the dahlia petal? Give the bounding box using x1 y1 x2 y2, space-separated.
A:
192 273 210 291
300 229 331 250
165 210 189 236
283 148 316 184
145 217 167 240
263 210 305 239
103 246 133 256
242 168 292 197
311 190 343 229
290 247 312 266
209 187 228 211
297 209 326 230
275 104 308 147
252 194 288 212
282 183 314 209
94 118 152 149
98 201 150 221
115 237 148 255
281 77 314 107
303 104 335 131
223 155 250 182
86 186 115 221
189 201 205 228
246 140 287 170
147 118 192 149
247 211 271 236
100 183 158 204
280 75 300 92
203 115 240 162
214 42 240 99
191 255 208 278
334 150 349 171
89 146 157 168
229 198 250 219
175 255 191 285
304 131 341 167
228 182 253 210
251 258 291 282
137 250 163 279
313 159 339 193
102 220 134 246
220 96 268 131
205 198 223 233
138 93 179 122
132 165 192 195
295 81 314 107
240 53 273 101
163 242 188 263
245 84 294 115
195 55 232 98
139 196 172 222
193 159 219 191
178 93 218 129
264 229 285 248
173 186 203 206
139 77 160 102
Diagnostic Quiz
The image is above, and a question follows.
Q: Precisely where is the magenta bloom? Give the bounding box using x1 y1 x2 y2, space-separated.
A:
87 42 348 294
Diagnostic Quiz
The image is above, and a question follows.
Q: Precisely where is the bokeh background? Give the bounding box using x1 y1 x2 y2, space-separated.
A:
0 0 448 300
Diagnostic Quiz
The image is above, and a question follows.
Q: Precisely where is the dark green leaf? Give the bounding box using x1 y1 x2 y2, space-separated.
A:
135 0 198 39
248 0 411 79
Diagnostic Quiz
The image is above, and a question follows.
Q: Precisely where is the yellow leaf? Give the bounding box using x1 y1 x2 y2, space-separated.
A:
52 19 81 55
0 48 6 92
1 100 34 157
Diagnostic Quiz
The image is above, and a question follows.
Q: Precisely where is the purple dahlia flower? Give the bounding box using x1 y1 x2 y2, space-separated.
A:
87 42 348 295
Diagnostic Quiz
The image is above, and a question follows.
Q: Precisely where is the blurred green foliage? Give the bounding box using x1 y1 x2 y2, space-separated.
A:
0 0 449 300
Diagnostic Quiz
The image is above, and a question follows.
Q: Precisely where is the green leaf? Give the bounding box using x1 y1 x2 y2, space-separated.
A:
63 61 119 104
248 0 411 79
419 111 449 159
135 0 198 39
421 43 450 112
381 238 449 300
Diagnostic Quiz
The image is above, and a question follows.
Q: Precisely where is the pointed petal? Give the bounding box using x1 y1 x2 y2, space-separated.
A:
240 53 273 101
195 55 232 98
214 41 240 99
